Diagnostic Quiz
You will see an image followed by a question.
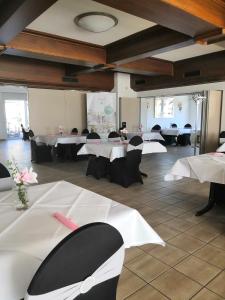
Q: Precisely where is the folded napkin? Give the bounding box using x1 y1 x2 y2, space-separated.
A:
53 212 79 231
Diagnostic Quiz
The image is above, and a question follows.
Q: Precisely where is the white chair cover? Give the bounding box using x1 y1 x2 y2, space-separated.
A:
0 177 13 192
25 245 124 300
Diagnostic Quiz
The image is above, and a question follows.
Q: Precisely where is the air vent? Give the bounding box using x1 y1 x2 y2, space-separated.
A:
135 79 146 85
184 70 200 78
62 76 79 83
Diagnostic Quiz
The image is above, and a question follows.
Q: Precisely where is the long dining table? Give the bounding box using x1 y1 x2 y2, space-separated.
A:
77 140 167 162
0 181 164 300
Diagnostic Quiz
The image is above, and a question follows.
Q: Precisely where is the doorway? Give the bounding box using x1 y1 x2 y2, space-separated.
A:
4 99 29 139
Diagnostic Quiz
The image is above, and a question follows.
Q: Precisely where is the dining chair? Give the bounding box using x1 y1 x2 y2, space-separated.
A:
184 123 192 128
108 131 121 142
151 124 161 132
109 136 143 188
171 123 177 128
0 163 13 191
31 140 52 163
81 128 89 136
24 222 124 300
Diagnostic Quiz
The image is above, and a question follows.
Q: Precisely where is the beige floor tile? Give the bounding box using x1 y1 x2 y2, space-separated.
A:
151 269 202 300
125 284 169 300
210 234 225 250
124 247 145 264
168 233 205 253
191 288 224 300
116 268 146 300
164 218 195 232
186 225 220 242
152 224 181 241
194 244 225 269
126 253 169 282
174 256 221 285
207 271 225 298
149 243 189 267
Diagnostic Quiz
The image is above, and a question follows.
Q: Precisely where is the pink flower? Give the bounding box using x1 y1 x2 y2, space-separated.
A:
14 167 38 185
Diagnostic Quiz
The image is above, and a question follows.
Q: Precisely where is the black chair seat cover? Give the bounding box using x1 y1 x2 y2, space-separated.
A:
108 131 120 138
177 134 191 146
31 140 52 163
0 163 10 178
27 223 124 300
109 136 143 188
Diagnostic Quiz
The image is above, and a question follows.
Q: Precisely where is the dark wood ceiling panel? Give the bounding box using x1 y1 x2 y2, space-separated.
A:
5 30 106 66
0 55 114 91
94 0 217 37
0 0 57 44
106 25 193 64
131 50 225 91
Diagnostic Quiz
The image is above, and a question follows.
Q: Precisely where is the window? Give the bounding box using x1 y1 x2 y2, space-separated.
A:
154 97 174 118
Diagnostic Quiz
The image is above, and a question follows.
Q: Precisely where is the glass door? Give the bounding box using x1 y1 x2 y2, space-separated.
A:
4 99 29 139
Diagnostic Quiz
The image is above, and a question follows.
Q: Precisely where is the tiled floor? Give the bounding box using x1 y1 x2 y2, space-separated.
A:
1 139 225 299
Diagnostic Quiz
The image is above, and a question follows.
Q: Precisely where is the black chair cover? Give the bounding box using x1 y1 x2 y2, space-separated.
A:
25 223 124 300
177 134 191 146
28 130 35 138
71 128 78 135
220 131 225 138
109 136 143 188
31 140 52 163
151 124 161 132
86 132 100 139
22 128 29 141
0 163 10 178
82 128 89 136
108 131 120 138
86 133 108 179
184 123 192 128
171 123 177 128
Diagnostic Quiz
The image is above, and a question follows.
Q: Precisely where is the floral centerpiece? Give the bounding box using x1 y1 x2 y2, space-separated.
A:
120 128 128 140
7 159 38 210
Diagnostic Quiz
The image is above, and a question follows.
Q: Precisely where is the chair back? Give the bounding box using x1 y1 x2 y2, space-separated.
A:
71 128 78 135
220 131 225 138
28 130 34 138
0 163 10 178
184 123 192 128
151 124 161 132
25 223 124 300
108 131 121 142
171 123 177 128
86 132 101 143
82 128 89 136
126 136 143 172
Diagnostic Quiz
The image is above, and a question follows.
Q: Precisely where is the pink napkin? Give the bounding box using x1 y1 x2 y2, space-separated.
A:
53 212 79 231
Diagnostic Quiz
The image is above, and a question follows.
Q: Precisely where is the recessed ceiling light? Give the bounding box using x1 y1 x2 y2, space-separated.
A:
74 12 118 33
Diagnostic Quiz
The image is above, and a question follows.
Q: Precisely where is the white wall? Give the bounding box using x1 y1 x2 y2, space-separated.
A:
28 88 86 135
141 95 195 131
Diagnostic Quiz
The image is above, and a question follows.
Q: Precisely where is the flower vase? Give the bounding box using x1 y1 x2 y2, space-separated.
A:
15 184 29 210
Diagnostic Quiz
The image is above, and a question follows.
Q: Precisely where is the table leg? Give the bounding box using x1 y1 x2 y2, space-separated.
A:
195 183 216 216
140 171 148 177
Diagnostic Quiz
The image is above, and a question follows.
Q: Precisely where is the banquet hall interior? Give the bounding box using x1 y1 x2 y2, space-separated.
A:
1 1 225 299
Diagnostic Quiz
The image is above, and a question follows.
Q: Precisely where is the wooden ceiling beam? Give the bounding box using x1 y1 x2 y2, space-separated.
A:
0 55 114 91
115 58 173 76
0 0 57 44
5 30 106 66
162 0 225 29
94 0 217 37
195 28 225 45
106 25 193 64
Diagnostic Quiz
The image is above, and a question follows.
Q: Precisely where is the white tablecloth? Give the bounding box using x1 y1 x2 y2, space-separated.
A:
142 132 164 141
78 141 167 162
165 153 225 184
35 135 86 146
0 181 164 300
161 128 192 136
217 143 225 152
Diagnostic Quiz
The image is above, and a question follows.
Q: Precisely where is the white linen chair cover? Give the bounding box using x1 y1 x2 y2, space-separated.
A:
127 143 143 152
25 245 124 300
0 177 13 191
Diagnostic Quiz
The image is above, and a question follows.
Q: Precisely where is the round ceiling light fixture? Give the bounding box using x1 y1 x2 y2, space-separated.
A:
74 12 118 33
